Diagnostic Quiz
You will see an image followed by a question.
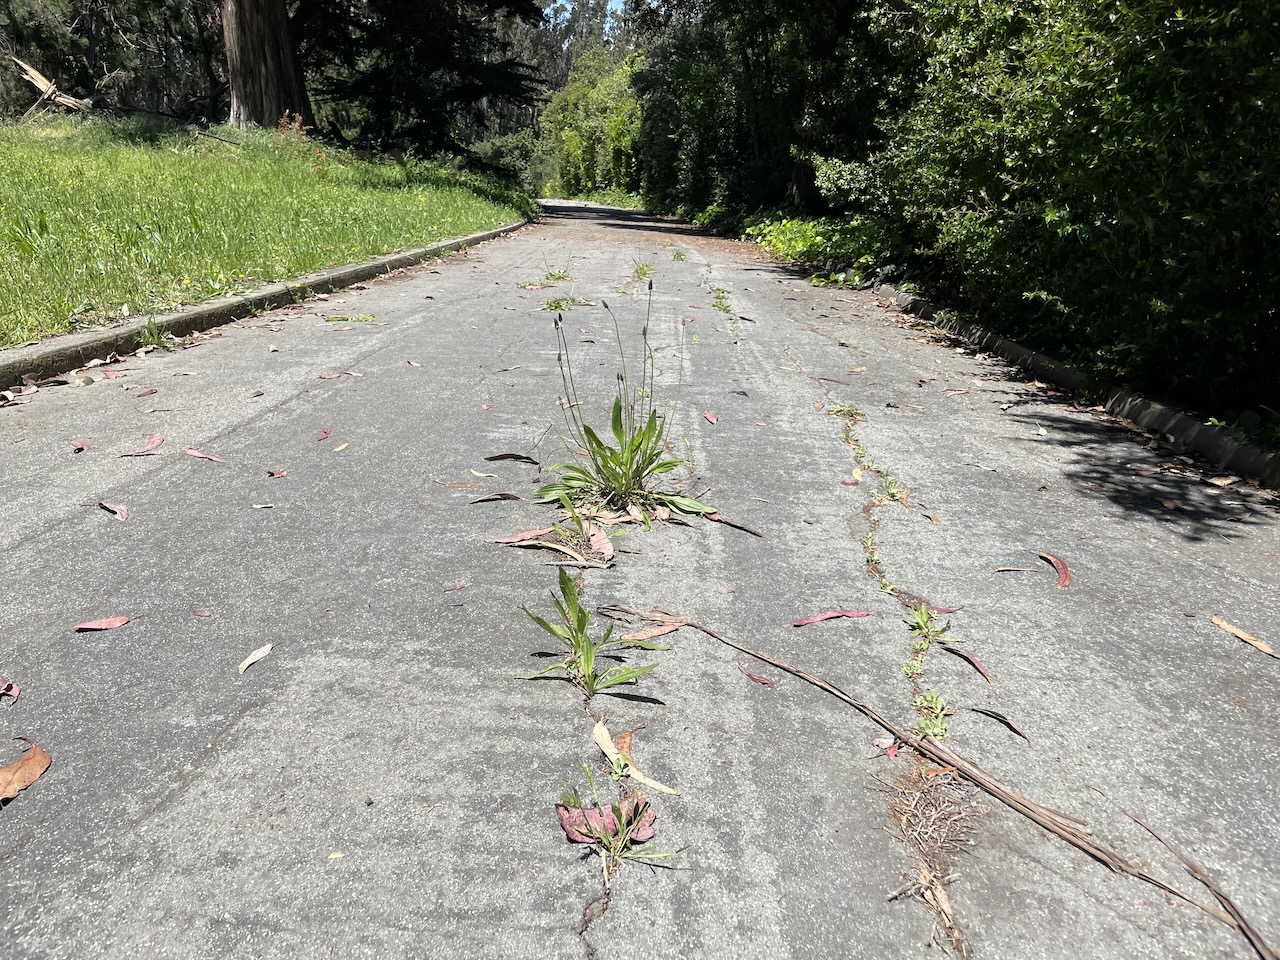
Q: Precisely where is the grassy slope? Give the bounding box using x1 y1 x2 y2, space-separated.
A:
0 117 534 347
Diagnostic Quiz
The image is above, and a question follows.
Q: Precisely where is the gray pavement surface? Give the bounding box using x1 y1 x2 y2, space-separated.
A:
1 200 1277 959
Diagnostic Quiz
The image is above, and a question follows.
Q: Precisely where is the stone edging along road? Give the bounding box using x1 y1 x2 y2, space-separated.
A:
875 285 1280 491
1 211 1274 491
0 218 527 390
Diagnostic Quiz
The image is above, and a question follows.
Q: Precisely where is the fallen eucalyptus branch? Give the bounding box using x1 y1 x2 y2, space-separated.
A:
598 604 1276 959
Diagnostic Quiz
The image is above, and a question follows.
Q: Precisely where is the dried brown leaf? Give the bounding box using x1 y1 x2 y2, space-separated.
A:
484 453 539 465
0 738 51 800
793 610 872 626
587 523 614 561
941 644 994 683
492 527 554 544
966 707 1030 743
737 662 777 688
1211 616 1277 659
470 492 524 504
621 623 681 642
238 643 273 675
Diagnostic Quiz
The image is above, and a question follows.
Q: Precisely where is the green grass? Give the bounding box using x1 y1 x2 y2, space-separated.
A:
0 116 534 346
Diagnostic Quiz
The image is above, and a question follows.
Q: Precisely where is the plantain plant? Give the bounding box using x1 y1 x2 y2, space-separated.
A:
535 285 713 524
518 568 668 698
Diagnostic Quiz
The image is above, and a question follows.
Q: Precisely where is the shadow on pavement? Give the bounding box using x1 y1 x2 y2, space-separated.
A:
1004 408 1276 543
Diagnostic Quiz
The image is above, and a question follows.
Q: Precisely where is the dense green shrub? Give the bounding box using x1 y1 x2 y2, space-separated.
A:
854 0 1280 412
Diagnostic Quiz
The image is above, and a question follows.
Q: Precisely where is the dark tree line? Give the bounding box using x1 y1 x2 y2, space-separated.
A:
1 0 557 152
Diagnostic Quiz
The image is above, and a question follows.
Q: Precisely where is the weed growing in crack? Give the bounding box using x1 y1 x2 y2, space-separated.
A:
912 689 952 740
901 602 949 677
862 530 882 568
671 249 686 262
711 287 731 313
632 261 653 280
518 568 667 698
535 287 714 523
558 763 684 888
874 473 909 505
828 404 867 422
136 318 177 350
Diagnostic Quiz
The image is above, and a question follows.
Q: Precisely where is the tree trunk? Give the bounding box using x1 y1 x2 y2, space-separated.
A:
220 0 314 129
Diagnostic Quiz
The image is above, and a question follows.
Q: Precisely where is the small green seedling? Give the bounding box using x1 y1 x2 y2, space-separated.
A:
136 318 176 350
913 688 952 740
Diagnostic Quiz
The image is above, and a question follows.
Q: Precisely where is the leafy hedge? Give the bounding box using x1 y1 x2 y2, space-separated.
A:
846 0 1280 416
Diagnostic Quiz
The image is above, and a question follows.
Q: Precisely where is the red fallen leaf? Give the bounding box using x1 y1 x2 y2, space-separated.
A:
315 428 332 442
319 373 342 380
74 615 129 631
193 610 213 618
886 743 900 759
70 439 90 453
941 645 994 683
120 434 164 457
98 501 128 521
444 584 467 592
0 679 19 701
101 367 120 380
1038 551 1072 588
408 361 422 368
185 448 224 463
135 389 157 399
706 512 764 537
793 610 872 627
267 469 287 478
556 797 655 845
493 527 554 544
703 410 718 425
0 738 51 800
248 389 264 398
737 662 776 688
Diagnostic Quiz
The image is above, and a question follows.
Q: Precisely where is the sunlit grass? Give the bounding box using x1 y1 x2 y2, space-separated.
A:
0 116 533 345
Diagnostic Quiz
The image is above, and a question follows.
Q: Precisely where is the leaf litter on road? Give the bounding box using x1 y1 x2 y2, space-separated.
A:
185 449 224 463
1038 551 1072 588
98 501 128 521
0 679 19 701
238 643 273 675
120 434 164 457
485 453 540 465
0 739 51 801
737 662 776 688
794 610 872 627
1211 616 1277 659
74 615 129 631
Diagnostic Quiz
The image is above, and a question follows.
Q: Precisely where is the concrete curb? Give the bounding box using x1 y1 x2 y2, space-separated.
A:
873 284 1280 491
0 219 528 389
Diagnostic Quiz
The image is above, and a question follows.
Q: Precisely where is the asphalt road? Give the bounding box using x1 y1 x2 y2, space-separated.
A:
1 201 1277 959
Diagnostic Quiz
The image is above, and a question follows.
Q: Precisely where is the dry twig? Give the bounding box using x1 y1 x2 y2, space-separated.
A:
598 604 1276 959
